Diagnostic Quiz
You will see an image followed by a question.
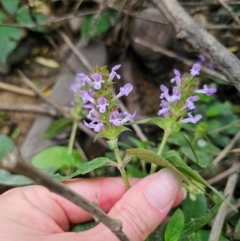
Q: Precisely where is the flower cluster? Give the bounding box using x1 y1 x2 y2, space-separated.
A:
158 63 217 125
70 65 136 139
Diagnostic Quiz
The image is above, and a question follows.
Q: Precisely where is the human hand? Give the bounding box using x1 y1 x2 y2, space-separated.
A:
0 168 183 241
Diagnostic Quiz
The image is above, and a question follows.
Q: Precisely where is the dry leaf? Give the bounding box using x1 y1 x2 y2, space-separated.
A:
35 57 60 68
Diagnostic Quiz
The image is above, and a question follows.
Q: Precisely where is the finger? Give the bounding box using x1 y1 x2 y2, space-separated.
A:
87 168 183 241
53 177 139 224
173 187 185 207
48 168 183 241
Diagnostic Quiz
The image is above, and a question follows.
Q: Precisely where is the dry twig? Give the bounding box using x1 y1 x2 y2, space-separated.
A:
0 103 58 117
153 0 240 91
213 131 240 166
209 160 239 241
133 37 228 83
0 149 130 241
0 82 36 97
214 0 240 25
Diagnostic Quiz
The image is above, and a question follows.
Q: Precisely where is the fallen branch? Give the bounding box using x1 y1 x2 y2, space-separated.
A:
153 0 240 91
0 103 59 116
0 82 36 97
209 160 239 241
0 149 130 241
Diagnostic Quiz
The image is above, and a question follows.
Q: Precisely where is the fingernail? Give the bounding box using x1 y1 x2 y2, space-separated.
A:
143 168 182 211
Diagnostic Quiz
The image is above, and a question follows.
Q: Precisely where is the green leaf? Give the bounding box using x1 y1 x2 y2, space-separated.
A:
234 218 240 240
180 147 209 168
196 230 229 241
182 193 207 223
16 6 49 32
206 102 231 117
0 169 33 186
43 118 72 140
0 27 21 63
53 157 113 181
125 148 227 206
165 209 185 241
0 11 6 22
1 0 19 14
0 134 15 160
71 221 96 232
180 200 223 238
32 146 83 169
146 223 166 241
81 10 117 44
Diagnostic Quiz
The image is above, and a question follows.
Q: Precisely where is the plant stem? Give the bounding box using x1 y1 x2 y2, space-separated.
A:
114 147 130 189
150 131 170 173
68 120 78 155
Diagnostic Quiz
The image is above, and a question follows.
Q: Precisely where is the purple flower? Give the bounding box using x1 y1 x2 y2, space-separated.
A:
109 110 136 126
87 108 98 119
96 97 109 113
116 83 133 98
167 87 181 103
79 90 94 104
160 85 169 99
83 103 94 109
77 73 91 85
181 113 202 124
184 96 199 110
121 110 137 124
70 73 91 92
109 64 121 81
92 73 104 90
198 54 206 63
190 63 201 76
158 100 170 116
170 69 181 85
84 119 104 132
195 85 217 96
160 85 180 103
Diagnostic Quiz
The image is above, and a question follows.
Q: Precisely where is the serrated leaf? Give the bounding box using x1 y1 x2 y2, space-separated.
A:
180 200 223 239
53 157 113 181
32 146 83 169
165 209 185 241
0 134 15 160
43 118 72 139
0 27 21 63
1 0 19 14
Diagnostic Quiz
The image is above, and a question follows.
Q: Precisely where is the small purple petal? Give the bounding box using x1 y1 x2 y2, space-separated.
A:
198 54 206 63
166 87 181 103
181 113 202 124
92 73 104 90
170 69 181 85
116 83 133 98
87 108 98 119
184 96 199 110
160 85 169 99
121 110 136 124
110 111 121 126
96 97 109 113
195 85 217 96
190 63 201 76
84 119 104 132
109 64 121 81
78 90 94 103
158 100 170 116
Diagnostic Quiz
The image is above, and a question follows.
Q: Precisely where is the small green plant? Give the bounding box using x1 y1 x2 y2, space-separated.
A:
0 61 238 240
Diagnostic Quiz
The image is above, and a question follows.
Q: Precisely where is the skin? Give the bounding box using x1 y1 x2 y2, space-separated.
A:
0 168 184 241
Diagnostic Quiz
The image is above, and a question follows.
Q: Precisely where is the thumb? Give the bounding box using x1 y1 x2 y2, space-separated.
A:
92 168 183 241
